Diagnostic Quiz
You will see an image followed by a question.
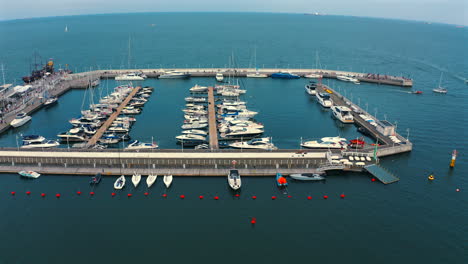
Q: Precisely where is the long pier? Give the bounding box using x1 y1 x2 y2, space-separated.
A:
86 86 141 147
207 86 219 149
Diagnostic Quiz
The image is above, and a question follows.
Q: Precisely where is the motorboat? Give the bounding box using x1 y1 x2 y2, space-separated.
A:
215 73 224 82
304 73 322 78
289 173 325 181
163 175 173 188
185 97 207 103
90 173 102 184
349 138 366 149
18 170 41 179
229 137 277 150
176 134 207 143
159 70 190 79
271 72 300 79
181 129 208 136
220 127 264 138
411 91 423 94
276 173 288 187
22 135 45 143
114 175 126 190
147 174 157 187
181 122 208 130
121 107 141 115
301 136 347 149
132 172 141 187
331 106 354 123
337 75 360 84
44 97 58 106
57 132 86 142
21 140 60 149
10 112 32 128
190 84 208 92
316 92 333 108
126 140 158 150
115 72 145 81
227 169 241 190
305 82 317 95
99 133 121 144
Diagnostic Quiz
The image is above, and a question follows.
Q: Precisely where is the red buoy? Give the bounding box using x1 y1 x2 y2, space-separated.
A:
90 192 95 196
111 192 116 197
307 196 312 200
287 195 292 198
127 193 132 197
56 193 61 198
340 194 346 198
371 178 376 182
235 194 240 197
76 191 82 195
41 193 46 197
252 195 257 200
26 191 31 195
180 194 185 199
162 193 167 198
11 191 15 196
271 196 277 200
251 217 257 224
144 192 149 196
323 195 328 199
214 196 219 200
199 195 204 199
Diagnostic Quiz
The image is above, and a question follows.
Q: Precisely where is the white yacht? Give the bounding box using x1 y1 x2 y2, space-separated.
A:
190 84 208 92
163 175 173 188
228 169 241 190
337 75 360 84
316 92 333 108
181 122 208 130
304 73 323 78
132 173 141 187
305 82 317 95
57 132 86 142
176 134 207 143
22 135 45 143
229 137 277 150
114 175 126 190
126 140 158 150
215 73 224 82
10 113 32 128
331 106 354 123
115 72 145 81
301 136 347 149
221 127 264 138
159 70 190 79
147 174 157 187
181 129 208 136
21 140 60 149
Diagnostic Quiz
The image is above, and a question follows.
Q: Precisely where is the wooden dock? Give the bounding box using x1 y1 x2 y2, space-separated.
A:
207 86 219 149
86 86 141 147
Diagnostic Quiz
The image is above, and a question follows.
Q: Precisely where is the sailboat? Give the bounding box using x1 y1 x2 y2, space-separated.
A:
305 51 323 78
146 173 157 188
43 89 58 106
163 175 173 188
132 172 141 187
433 72 447 94
65 25 68 33
247 46 267 78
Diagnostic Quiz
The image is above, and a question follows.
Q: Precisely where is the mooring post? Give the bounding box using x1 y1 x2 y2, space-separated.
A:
276 164 279 169
152 164 155 169
183 164 186 169
93 163 96 168
64 163 67 168
215 163 217 169
12 161 15 166
38 162 41 167
306 163 309 168
245 164 248 169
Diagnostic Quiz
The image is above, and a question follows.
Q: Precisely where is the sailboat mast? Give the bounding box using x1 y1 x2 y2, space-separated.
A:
127 37 131 69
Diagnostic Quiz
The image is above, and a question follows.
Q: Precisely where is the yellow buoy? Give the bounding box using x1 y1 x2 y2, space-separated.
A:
428 174 435 181
450 150 457 168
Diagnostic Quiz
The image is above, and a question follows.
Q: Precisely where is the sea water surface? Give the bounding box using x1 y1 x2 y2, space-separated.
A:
0 13 467 264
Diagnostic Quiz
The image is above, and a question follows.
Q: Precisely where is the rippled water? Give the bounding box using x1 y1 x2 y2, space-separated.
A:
0 13 466 264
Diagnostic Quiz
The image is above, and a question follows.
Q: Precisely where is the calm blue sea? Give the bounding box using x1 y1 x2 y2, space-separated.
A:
0 13 467 264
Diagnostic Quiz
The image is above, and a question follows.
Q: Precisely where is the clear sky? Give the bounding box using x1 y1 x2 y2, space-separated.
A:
0 0 466 25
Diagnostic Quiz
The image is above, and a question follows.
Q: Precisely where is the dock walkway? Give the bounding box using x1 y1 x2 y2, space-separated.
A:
86 86 141 146
207 86 219 149
364 164 399 184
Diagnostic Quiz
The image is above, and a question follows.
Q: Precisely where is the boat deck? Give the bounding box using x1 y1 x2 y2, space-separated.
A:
364 164 399 184
86 86 141 147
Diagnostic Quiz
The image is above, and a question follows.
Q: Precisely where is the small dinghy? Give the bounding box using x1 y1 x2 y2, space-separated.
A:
114 175 126 190
276 173 288 187
146 174 157 188
132 172 141 187
18 170 41 179
89 173 102 184
289 173 325 181
163 175 173 188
